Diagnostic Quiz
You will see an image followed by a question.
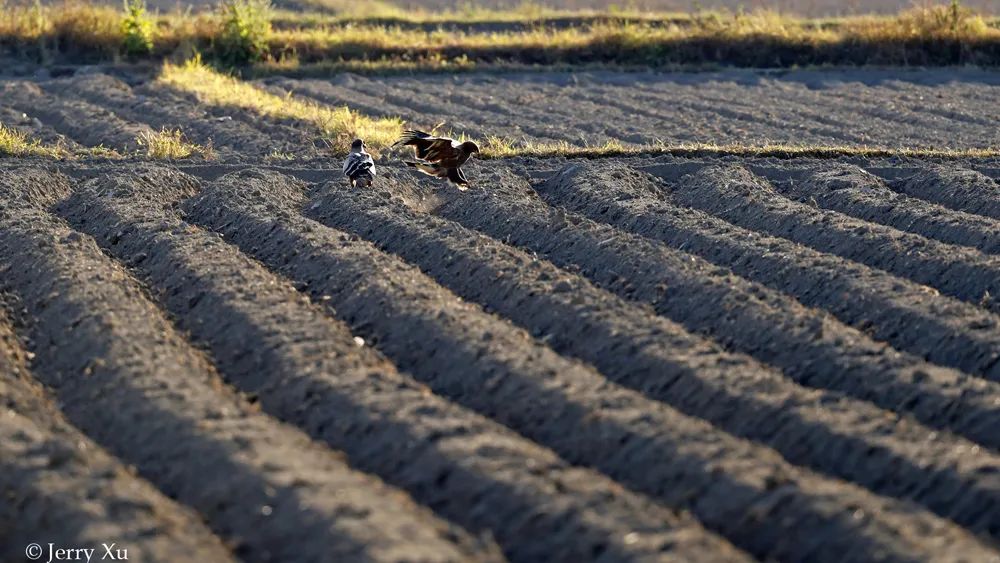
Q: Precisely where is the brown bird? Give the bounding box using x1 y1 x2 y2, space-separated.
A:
394 130 480 188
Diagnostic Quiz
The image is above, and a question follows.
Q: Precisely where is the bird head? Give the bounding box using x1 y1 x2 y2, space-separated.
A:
350 139 365 151
460 141 481 156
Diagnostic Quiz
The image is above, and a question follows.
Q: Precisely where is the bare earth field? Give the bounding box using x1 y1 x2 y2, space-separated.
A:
3 65 1000 561
271 69 1000 150
3 68 999 159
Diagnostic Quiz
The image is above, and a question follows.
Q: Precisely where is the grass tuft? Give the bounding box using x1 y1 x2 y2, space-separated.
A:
157 56 402 150
0 123 64 157
136 127 214 159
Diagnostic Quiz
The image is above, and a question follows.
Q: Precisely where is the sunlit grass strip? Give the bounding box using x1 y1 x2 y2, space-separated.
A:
137 127 215 159
157 57 402 150
2 1 998 67
0 123 65 157
266 6 1000 68
480 139 1000 160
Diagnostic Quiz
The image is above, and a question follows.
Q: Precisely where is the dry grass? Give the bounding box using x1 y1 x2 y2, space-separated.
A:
0 1 121 61
1 1 998 67
0 122 123 159
276 1 668 23
157 56 402 149
267 5 1000 68
483 139 1000 160
0 123 65 157
136 127 214 159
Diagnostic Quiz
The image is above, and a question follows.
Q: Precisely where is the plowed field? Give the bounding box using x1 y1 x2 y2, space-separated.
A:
2 66 1000 562
3 69 1000 159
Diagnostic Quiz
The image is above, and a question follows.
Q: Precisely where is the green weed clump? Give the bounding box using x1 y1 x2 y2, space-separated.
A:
120 0 153 56
216 0 271 66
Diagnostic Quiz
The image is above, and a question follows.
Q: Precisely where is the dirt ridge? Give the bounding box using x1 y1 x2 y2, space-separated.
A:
894 167 1000 221
180 167 998 563
778 164 1000 255
0 308 235 563
0 167 494 563
531 161 1000 384
303 175 1000 539
663 164 1000 313
421 163 1000 455
1 81 149 153
53 165 738 563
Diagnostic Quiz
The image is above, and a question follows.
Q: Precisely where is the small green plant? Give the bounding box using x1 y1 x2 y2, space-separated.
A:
216 0 271 66
120 0 153 56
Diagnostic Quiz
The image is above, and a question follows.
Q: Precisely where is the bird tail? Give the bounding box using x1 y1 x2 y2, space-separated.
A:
350 171 374 188
393 130 432 147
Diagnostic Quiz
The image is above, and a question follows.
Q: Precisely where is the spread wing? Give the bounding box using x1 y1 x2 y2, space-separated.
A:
343 151 375 179
395 130 463 165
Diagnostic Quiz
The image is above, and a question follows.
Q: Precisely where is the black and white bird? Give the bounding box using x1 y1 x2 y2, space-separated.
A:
343 139 376 188
394 130 480 189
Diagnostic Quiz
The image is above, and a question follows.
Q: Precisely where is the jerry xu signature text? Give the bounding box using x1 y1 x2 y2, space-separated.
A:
24 542 128 563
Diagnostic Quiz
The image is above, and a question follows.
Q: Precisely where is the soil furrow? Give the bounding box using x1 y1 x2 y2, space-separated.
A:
598 86 850 146
424 162 1000 445
695 83 921 146
826 85 998 147
0 104 81 149
183 167 996 563
779 164 1000 255
319 77 574 144
893 167 1000 221
0 167 495 563
529 160 1000 383
661 164 1000 312
265 77 421 126
305 176 1000 538
664 95 833 145
149 83 321 155
54 165 735 563
434 86 585 143
0 308 235 563
44 74 305 159
0 81 150 152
